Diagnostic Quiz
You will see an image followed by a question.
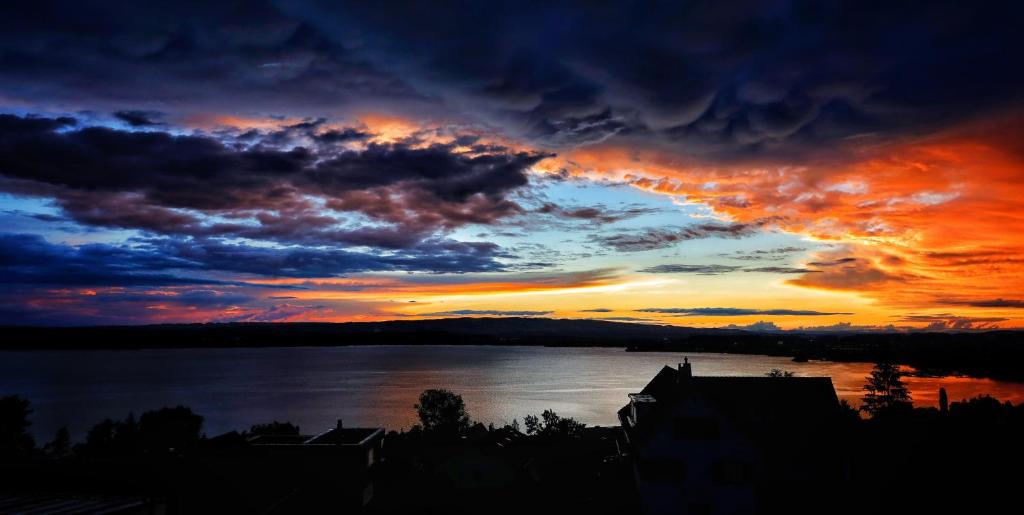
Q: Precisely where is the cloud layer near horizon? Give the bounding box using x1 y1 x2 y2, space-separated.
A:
1 0 1023 327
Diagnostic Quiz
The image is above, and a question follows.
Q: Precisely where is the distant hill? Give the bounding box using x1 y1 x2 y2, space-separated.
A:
3 317 1024 381
2 317 702 348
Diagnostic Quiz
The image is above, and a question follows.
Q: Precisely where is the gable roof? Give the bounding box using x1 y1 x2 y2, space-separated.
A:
626 365 842 445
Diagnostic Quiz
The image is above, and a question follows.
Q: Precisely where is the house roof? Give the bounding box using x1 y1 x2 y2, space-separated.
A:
625 365 842 445
245 427 384 446
304 427 383 446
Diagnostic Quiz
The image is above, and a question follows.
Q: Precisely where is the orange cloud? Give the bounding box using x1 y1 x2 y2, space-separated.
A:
556 114 1024 325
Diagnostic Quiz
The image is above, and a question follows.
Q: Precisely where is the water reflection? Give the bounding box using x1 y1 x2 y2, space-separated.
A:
2 345 1022 440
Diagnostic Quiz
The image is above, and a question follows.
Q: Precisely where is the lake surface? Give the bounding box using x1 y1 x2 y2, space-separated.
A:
3 345 1024 440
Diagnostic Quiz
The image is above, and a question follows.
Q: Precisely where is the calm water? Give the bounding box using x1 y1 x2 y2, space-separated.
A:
3 345 1023 440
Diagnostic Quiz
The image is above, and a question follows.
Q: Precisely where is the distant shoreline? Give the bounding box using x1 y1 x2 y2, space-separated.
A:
3 318 1024 383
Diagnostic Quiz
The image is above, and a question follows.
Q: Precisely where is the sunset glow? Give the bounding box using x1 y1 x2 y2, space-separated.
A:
1 1 1022 330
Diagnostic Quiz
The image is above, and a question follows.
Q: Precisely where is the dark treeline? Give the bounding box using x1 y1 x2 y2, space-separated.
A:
0 389 625 514
5 318 1024 381
4 364 1024 513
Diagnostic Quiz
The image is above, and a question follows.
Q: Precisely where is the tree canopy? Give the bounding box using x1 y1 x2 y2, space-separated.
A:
861 363 912 415
249 421 300 437
523 410 586 438
0 395 35 457
415 389 471 435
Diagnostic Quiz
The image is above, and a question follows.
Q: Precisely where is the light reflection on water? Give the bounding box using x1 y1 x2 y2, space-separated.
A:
2 345 1022 440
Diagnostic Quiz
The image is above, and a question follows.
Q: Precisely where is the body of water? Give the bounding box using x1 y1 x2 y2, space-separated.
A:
3 345 1023 440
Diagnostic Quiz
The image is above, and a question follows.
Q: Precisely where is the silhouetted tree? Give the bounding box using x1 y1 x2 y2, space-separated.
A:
861 363 912 416
939 387 948 414
0 395 35 457
82 406 203 455
83 418 119 453
414 389 470 435
43 427 71 458
523 414 541 435
523 410 586 437
767 368 795 377
138 406 203 452
81 414 140 454
249 421 300 437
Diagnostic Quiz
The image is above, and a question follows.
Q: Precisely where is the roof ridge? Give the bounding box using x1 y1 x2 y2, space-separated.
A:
688 375 832 379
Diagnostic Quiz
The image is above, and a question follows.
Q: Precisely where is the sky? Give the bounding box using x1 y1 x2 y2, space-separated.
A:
1 0 1023 330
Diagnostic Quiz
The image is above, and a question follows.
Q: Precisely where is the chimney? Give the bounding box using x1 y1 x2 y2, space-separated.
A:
678 357 692 378
336 418 344 431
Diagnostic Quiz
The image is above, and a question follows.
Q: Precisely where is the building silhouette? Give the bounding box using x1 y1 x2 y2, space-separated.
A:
618 358 846 514
196 419 384 513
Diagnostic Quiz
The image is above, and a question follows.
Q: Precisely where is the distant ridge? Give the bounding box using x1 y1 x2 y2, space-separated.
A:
3 317 1024 382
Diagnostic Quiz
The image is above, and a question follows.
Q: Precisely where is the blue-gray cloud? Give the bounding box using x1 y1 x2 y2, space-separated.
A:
594 221 770 252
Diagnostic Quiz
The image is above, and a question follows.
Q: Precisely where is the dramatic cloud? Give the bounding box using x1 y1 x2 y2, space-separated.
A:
941 299 1024 309
0 1 422 114
637 307 851 316
788 252 904 291
594 220 769 252
0 233 508 285
535 202 658 224
2 1 1023 327
0 114 551 253
113 110 164 127
895 314 1009 331
745 267 819 274
638 263 818 275
638 264 742 275
283 0 1024 158
729 247 806 261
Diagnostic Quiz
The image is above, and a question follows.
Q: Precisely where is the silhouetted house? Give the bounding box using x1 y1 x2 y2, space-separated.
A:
619 359 846 515
196 420 384 513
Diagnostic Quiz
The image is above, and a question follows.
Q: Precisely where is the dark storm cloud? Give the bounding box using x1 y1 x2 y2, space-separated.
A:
113 110 164 127
0 1 421 114
282 0 1024 157
141 237 508 276
312 128 370 144
0 232 508 290
593 220 769 252
3 1 1019 157
0 233 232 287
637 307 851 317
0 114 549 251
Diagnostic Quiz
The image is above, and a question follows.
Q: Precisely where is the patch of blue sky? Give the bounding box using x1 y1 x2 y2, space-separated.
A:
450 179 825 274
0 194 137 245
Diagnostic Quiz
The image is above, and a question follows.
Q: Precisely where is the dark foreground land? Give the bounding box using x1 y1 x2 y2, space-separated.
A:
2 389 1022 515
5 318 1024 381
